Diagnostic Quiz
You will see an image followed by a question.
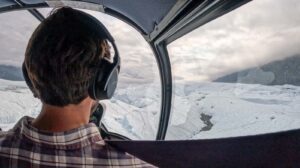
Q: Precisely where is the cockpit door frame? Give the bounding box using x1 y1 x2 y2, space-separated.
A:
152 0 252 140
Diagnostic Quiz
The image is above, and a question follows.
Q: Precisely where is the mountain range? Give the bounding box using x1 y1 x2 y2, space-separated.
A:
0 65 23 81
215 55 300 86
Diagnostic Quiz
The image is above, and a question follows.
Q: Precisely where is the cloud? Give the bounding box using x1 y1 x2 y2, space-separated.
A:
1 1 300 84
0 8 160 85
169 0 300 82
0 10 39 66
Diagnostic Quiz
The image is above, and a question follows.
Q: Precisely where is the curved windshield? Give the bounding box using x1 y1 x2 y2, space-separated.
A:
0 10 40 130
166 0 300 140
86 10 161 140
0 9 161 140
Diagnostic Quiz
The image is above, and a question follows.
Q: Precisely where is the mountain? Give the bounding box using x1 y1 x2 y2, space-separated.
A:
214 55 300 86
0 65 24 81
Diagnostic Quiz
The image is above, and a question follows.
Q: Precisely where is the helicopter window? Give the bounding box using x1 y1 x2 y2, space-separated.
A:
86 10 161 140
0 10 40 130
166 0 300 140
0 9 161 140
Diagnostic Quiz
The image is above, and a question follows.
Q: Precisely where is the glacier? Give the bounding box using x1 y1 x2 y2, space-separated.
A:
1 78 300 140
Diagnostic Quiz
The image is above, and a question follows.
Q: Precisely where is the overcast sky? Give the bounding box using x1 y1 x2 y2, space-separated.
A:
0 8 160 87
0 0 300 83
168 0 300 82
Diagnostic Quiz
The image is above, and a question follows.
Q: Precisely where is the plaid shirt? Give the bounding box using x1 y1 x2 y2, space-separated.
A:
0 116 156 168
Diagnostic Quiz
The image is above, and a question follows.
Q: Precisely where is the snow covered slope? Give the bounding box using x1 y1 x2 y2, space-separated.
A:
167 82 300 139
0 79 40 130
0 79 161 140
1 79 300 140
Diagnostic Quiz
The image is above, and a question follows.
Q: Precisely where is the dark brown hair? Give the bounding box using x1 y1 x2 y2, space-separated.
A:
24 7 109 106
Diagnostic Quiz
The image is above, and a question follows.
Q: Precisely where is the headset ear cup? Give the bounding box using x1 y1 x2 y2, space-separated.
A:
101 68 119 99
89 59 119 100
77 11 121 101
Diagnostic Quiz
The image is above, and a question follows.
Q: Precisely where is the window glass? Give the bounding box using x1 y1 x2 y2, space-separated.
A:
86 11 161 140
0 10 40 130
166 0 300 140
0 9 161 140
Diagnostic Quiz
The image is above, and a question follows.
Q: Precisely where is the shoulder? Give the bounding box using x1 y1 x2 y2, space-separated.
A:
0 129 17 146
0 117 25 149
0 127 17 139
0 129 18 160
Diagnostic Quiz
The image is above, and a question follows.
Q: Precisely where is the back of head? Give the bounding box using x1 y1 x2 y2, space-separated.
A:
24 7 109 106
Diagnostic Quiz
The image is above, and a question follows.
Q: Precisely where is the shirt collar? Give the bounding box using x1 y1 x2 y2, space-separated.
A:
14 116 104 149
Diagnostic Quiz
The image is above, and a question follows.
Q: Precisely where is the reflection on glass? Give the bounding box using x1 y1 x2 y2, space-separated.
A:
167 0 300 140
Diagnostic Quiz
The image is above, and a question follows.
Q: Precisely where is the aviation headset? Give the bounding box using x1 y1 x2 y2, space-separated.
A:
22 10 120 101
